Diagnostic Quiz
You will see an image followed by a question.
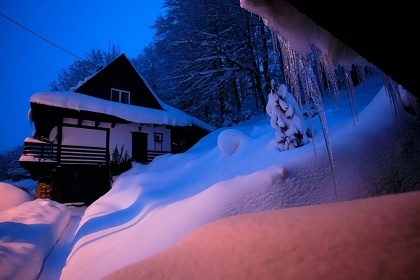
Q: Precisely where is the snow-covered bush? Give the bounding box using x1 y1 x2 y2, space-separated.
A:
266 83 309 151
109 145 132 179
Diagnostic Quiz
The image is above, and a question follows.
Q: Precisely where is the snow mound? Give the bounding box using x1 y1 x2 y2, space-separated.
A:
0 199 70 280
217 129 249 156
105 191 420 280
0 182 33 211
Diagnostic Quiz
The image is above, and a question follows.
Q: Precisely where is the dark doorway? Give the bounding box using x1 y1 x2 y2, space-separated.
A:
51 165 110 205
132 132 148 163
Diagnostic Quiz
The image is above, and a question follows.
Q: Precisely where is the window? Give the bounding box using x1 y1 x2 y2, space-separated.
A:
110 88 130 104
154 133 163 142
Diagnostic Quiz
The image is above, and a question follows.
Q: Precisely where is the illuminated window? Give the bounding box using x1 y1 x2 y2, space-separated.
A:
110 88 130 104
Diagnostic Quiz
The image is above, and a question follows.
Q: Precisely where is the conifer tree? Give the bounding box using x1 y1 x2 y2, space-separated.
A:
266 82 309 150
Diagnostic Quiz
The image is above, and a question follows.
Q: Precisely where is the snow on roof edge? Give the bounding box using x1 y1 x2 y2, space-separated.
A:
30 91 214 131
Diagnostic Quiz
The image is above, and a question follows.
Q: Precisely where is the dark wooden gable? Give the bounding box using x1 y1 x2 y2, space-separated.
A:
73 53 163 110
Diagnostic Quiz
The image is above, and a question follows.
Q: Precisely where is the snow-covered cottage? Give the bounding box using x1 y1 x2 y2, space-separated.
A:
19 53 214 204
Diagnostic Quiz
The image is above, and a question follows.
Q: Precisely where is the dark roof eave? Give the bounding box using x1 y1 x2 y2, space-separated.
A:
30 102 130 125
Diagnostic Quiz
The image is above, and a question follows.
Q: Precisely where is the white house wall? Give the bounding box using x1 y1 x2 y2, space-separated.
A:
61 126 107 147
110 123 171 157
59 118 172 157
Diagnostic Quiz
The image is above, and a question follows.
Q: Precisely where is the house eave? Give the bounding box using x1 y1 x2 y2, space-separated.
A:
29 91 206 128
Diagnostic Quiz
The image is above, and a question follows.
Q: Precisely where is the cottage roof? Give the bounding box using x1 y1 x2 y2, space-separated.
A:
30 91 214 132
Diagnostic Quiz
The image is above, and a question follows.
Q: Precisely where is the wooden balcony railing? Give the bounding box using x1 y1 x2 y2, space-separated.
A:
23 141 108 165
22 140 169 166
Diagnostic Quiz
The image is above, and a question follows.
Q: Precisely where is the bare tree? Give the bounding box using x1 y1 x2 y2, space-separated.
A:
144 0 281 127
49 45 121 91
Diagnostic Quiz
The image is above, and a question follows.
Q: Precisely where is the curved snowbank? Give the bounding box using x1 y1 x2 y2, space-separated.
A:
0 199 70 280
105 191 420 280
0 182 33 211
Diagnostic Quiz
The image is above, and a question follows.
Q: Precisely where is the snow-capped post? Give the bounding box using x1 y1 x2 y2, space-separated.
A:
266 81 309 151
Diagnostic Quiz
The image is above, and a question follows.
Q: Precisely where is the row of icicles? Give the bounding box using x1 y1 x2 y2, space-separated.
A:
270 31 404 199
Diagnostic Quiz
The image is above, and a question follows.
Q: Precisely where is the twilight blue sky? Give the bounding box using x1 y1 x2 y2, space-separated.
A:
0 0 164 152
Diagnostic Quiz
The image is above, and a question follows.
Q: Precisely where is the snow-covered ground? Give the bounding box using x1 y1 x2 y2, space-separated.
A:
1 75 420 279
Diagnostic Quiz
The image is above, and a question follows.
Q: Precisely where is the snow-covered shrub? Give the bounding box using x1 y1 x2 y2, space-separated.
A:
109 145 132 178
266 83 309 151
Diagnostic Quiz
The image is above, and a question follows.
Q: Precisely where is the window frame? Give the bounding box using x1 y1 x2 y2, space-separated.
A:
110 88 130 104
154 133 163 143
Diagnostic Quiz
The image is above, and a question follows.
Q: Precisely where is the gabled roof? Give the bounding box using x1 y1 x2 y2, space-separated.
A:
73 54 164 110
30 53 214 132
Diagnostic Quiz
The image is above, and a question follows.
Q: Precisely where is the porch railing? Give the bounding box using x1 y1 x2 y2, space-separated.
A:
147 150 170 162
23 141 108 165
23 140 169 165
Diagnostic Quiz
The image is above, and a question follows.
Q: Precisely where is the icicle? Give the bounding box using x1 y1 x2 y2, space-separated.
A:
276 35 320 157
382 72 402 119
271 32 340 199
311 44 343 118
277 35 300 104
266 18 412 200
343 68 359 126
355 65 369 99
298 58 338 198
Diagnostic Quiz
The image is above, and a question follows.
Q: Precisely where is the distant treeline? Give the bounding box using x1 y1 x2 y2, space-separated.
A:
0 145 30 181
